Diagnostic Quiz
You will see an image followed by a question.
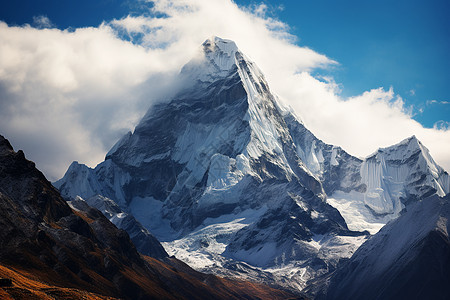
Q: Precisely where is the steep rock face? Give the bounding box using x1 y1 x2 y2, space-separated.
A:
70 195 168 259
54 37 449 291
283 113 366 195
283 108 450 234
55 37 364 289
326 136 450 233
0 137 73 224
321 194 450 300
359 136 449 210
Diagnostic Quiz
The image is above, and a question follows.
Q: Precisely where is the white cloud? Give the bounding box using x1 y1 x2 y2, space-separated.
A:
0 21 182 180
32 15 54 28
427 99 449 105
277 74 450 171
253 4 268 17
0 0 449 181
434 121 450 130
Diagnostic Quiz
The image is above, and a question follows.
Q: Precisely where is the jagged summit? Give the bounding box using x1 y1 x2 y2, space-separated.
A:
0 134 12 152
404 134 419 143
368 135 421 159
202 36 239 71
327 133 449 234
365 134 448 198
181 36 251 84
0 135 19 157
203 36 238 53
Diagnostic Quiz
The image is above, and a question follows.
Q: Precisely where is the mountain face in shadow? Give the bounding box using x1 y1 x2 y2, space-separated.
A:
317 194 450 300
0 134 299 299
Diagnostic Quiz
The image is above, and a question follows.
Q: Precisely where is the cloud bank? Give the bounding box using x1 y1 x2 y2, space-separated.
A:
0 0 449 180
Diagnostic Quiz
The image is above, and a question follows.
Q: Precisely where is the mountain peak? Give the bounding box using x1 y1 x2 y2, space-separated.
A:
203 36 238 55
202 36 239 72
367 135 422 160
181 37 241 82
0 134 14 155
401 135 420 147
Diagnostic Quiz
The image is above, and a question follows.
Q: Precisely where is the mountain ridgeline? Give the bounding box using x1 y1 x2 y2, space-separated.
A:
54 37 450 297
0 134 299 299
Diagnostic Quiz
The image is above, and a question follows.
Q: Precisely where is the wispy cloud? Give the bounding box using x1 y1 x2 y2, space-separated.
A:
427 99 449 105
0 0 449 180
32 15 54 28
434 120 450 130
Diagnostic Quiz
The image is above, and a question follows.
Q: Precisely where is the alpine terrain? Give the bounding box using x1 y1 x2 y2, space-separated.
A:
55 37 450 295
320 193 450 300
0 134 298 299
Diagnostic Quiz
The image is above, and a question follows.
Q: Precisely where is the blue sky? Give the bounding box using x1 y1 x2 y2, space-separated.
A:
1 0 448 128
234 0 450 128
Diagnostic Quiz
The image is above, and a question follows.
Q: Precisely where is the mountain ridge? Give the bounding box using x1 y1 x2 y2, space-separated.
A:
54 36 449 293
319 194 450 300
0 133 300 299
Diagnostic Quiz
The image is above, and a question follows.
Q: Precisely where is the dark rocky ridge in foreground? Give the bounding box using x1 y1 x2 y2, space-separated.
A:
0 134 300 299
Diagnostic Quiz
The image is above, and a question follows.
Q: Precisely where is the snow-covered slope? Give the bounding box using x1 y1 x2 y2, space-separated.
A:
284 103 450 234
54 36 449 292
327 136 450 233
284 106 450 234
321 194 450 300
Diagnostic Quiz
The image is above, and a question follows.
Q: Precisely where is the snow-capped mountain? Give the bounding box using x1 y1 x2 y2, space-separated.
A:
326 135 450 233
320 194 450 300
54 37 449 292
